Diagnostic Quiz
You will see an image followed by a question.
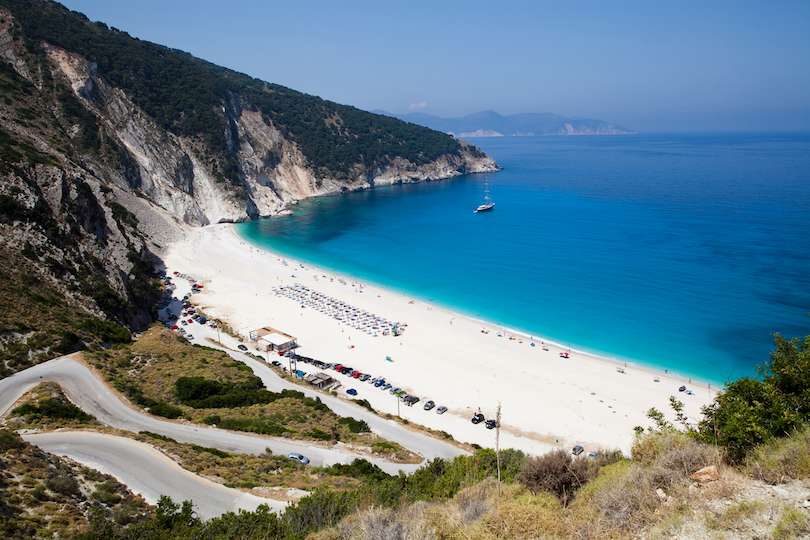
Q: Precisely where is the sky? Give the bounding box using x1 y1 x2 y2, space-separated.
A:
55 0 810 132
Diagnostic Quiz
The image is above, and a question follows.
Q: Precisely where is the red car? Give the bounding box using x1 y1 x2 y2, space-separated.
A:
171 325 178 330
352 372 363 379
187 319 193 324
334 364 343 371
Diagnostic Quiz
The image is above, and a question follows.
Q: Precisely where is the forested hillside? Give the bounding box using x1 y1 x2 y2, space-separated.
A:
2 0 471 182
0 0 496 378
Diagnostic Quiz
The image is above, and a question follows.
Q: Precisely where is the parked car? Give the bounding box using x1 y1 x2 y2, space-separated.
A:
181 320 187 326
370 377 380 384
334 364 344 371
572 445 584 456
389 387 401 395
352 372 363 379
485 419 497 429
423 400 435 411
198 317 207 324
394 389 406 397
346 389 358 396
380 382 392 391
288 453 310 464
359 374 370 382
471 413 485 424
238 344 248 351
588 451 598 459
374 379 385 387
186 334 194 340
271 360 281 367
171 325 179 330
436 406 448 414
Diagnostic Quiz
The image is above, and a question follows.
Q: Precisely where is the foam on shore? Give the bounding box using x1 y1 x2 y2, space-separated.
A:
164 223 716 456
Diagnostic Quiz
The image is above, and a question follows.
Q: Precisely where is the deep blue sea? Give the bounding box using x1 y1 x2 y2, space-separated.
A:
235 133 810 384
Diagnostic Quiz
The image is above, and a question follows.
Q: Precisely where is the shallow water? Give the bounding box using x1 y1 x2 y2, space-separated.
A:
235 132 810 384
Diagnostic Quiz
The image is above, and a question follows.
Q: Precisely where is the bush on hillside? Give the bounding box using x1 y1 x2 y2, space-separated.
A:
698 329 810 462
744 423 810 483
519 449 590 504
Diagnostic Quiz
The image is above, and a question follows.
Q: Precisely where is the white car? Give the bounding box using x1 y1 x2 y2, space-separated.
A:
288 453 310 464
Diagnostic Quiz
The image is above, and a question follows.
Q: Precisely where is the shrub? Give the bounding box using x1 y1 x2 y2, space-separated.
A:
745 423 810 483
147 401 183 419
31 484 48 501
191 445 231 459
588 462 661 533
773 506 810 539
139 431 177 443
91 489 120 506
324 459 392 483
519 449 590 504
699 330 810 462
12 398 93 422
0 429 24 450
352 398 376 413
338 416 370 433
46 473 80 496
356 507 405 540
306 428 332 441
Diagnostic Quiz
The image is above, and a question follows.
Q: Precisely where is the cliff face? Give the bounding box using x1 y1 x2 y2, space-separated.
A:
0 7 498 373
39 43 498 226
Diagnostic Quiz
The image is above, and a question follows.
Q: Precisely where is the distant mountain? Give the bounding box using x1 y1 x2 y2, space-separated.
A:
373 110 635 137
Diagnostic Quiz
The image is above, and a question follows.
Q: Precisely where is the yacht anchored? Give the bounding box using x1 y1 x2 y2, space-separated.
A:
474 181 495 213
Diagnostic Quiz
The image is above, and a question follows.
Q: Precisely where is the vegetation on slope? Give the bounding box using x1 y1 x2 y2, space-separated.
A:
88 326 412 456
3 0 465 181
1 328 809 538
78 326 810 539
0 17 162 378
0 244 138 378
698 330 810 461
0 429 152 539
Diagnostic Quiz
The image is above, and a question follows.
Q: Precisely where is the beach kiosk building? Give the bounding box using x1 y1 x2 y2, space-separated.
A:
249 326 297 354
305 372 336 389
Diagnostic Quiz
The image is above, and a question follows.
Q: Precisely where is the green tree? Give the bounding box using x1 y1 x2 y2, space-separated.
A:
698 327 810 461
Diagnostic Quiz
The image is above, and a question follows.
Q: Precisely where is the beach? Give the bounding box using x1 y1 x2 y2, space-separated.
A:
164 223 716 457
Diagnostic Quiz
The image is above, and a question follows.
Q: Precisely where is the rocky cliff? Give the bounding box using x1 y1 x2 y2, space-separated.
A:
0 2 497 374
37 42 498 227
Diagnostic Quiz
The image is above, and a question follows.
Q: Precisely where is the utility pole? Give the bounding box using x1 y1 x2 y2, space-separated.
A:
496 402 502 499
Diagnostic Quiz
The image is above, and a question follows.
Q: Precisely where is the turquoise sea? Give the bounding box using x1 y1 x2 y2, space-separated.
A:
234 133 810 385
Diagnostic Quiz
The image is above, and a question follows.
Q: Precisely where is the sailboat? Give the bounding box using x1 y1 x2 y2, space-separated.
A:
474 180 495 213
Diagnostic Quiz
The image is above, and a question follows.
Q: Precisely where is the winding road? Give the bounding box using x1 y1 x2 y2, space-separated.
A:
24 431 285 520
0 351 466 517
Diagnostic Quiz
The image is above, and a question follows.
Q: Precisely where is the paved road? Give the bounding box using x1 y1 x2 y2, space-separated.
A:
0 354 464 474
24 431 285 520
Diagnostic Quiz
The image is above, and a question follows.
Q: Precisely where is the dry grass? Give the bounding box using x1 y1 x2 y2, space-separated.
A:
745 424 810 484
2 382 372 493
89 326 417 459
0 429 152 539
3 382 101 431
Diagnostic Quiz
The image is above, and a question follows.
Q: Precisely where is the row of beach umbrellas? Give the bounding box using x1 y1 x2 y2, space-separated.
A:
272 284 402 337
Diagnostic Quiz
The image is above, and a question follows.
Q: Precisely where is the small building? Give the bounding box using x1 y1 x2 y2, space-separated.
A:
249 326 297 353
305 372 336 389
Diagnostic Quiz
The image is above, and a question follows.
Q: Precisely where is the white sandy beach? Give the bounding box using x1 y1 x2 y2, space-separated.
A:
163 223 716 457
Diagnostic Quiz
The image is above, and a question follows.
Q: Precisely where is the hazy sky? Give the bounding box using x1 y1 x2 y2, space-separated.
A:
56 0 810 132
